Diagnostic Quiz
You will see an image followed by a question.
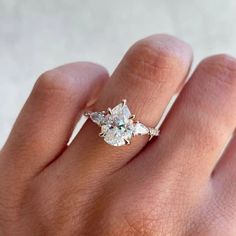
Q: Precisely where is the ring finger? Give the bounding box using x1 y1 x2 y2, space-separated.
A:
58 34 193 176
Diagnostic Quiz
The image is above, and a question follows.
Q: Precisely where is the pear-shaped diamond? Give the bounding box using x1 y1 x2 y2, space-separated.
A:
103 126 133 146
111 103 131 121
90 112 106 125
99 102 133 146
133 122 149 136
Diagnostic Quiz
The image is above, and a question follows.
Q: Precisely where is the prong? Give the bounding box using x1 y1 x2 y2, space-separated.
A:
107 107 112 114
84 111 91 117
129 114 135 120
122 99 127 106
124 139 131 145
99 132 105 137
148 129 160 141
148 135 154 141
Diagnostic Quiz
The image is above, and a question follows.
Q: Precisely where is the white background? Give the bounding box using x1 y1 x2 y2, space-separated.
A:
1 0 236 146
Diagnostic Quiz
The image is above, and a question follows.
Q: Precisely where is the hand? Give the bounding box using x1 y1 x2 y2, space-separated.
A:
1 34 236 236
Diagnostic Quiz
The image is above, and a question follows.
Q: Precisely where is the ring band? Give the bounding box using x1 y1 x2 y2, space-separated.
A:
84 99 159 147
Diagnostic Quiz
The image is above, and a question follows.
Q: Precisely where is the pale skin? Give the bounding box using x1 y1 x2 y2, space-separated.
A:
1 34 236 235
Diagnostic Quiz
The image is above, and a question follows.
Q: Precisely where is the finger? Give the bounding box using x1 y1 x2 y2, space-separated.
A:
138 54 236 188
0 62 109 178
211 132 236 195
59 34 192 176
206 134 236 225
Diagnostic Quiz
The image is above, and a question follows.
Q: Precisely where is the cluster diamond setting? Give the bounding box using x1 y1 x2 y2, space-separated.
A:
85 100 159 147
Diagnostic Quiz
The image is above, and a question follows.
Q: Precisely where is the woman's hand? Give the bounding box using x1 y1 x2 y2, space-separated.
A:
1 34 236 235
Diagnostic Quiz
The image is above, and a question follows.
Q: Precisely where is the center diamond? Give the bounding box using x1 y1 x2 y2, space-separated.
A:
89 100 150 146
102 102 133 146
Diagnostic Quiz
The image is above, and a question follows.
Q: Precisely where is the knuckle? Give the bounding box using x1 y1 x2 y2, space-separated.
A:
199 54 236 89
121 34 191 84
35 69 74 96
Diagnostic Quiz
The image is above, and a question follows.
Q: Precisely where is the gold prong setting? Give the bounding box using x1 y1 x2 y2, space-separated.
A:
84 100 159 147
121 99 127 106
129 114 136 120
124 139 131 145
107 107 112 114
99 132 105 137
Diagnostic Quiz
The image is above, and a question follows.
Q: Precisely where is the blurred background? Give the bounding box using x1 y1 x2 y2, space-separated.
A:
1 0 236 146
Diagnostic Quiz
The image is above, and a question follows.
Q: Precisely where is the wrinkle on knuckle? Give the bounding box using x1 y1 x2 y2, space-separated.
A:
199 54 236 89
115 212 155 236
122 210 182 236
0 190 24 225
191 54 236 128
30 181 92 229
34 69 78 102
121 40 186 87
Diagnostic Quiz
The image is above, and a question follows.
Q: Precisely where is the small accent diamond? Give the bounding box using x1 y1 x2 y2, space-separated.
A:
133 122 149 135
90 112 106 125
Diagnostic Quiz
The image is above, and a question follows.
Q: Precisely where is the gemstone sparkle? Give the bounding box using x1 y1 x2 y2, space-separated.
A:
87 100 158 146
101 103 134 146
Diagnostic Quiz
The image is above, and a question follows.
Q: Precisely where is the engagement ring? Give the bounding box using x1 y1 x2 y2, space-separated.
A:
84 99 159 147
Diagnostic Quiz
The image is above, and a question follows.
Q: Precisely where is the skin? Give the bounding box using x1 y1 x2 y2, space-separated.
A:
0 34 236 235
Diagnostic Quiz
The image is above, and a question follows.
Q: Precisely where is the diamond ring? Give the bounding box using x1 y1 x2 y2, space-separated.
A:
84 99 159 147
